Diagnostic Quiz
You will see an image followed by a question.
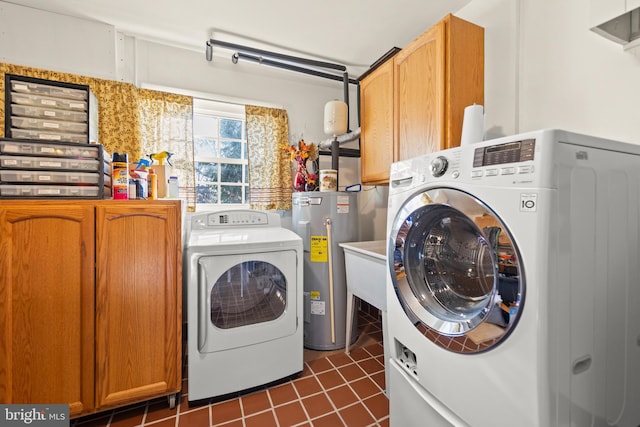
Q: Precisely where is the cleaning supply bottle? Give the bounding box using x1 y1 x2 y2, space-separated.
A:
168 175 179 198
148 168 158 200
112 152 129 200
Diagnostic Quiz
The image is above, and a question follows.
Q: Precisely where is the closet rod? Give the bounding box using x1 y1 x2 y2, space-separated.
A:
207 39 347 72
233 52 358 84
206 37 361 164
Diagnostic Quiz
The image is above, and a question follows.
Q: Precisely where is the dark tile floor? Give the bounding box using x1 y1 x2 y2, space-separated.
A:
72 306 388 427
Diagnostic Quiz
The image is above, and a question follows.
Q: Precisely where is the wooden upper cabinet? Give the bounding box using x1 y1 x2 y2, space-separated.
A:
94 202 182 410
394 20 446 162
0 204 95 417
360 58 395 185
359 14 484 185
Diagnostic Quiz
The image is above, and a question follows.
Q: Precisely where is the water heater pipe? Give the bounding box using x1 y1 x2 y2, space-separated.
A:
325 218 336 344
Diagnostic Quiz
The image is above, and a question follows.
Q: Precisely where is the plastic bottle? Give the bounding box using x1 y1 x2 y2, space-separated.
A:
112 152 129 200
128 179 138 199
168 176 179 198
148 168 158 200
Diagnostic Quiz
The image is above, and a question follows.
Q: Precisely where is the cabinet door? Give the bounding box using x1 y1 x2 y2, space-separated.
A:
394 21 446 162
445 15 484 150
94 202 181 409
0 204 95 417
360 58 395 185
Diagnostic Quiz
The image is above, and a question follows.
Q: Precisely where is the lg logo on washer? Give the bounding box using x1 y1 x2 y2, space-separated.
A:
520 193 537 212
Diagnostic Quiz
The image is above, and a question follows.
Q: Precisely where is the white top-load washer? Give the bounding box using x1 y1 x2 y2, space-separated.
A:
386 129 640 426
184 209 303 402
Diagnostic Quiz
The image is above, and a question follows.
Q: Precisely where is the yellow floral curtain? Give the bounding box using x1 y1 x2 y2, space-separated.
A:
137 88 194 209
0 62 141 157
246 105 292 210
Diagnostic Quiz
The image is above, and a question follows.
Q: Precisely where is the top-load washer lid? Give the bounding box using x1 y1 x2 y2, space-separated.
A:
388 187 525 354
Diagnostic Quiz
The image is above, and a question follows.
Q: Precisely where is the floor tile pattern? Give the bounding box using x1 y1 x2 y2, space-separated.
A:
73 308 388 427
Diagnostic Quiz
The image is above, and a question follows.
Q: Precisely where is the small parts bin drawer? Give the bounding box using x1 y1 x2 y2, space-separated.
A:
10 80 88 101
11 128 87 144
0 155 99 171
0 184 101 197
11 92 88 111
12 116 87 134
0 170 101 185
11 105 88 123
0 139 99 158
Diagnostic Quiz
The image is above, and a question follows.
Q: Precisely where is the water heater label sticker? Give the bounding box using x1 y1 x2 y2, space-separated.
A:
336 196 350 213
310 291 321 300
520 193 537 212
310 236 328 262
311 301 325 315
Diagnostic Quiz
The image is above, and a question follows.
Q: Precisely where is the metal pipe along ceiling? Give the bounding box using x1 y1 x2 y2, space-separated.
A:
206 38 361 170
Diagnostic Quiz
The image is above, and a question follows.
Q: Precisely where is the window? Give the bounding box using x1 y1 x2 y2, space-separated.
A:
193 99 248 206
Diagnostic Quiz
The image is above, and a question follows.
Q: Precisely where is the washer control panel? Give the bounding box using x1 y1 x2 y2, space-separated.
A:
207 211 269 226
190 210 277 230
473 139 536 167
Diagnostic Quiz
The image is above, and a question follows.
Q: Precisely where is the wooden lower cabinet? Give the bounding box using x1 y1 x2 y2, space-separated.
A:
0 200 182 418
95 203 182 410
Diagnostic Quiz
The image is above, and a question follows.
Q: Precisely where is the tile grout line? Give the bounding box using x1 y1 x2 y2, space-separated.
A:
313 365 349 427
265 385 281 427
298 358 351 426
86 315 385 427
327 352 386 425
293 363 312 426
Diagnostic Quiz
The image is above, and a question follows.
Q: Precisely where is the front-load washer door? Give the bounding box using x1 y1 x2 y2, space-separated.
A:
389 187 525 353
197 249 298 353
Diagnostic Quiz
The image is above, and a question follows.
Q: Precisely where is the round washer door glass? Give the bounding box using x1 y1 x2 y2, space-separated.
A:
389 187 524 353
210 260 287 329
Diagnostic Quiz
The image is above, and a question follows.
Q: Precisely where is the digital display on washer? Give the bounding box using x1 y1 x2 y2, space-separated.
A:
473 138 536 167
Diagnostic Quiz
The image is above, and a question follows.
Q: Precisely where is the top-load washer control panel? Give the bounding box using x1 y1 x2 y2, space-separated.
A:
190 210 280 230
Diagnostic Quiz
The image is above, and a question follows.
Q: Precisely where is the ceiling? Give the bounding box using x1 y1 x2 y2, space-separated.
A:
3 0 470 77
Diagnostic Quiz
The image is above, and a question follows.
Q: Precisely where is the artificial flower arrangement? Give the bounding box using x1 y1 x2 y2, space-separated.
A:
282 139 319 191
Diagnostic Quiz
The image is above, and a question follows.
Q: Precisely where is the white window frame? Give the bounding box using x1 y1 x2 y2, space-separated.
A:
193 99 249 210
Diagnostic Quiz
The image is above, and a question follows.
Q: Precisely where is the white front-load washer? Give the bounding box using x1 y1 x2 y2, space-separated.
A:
386 129 640 426
184 209 303 402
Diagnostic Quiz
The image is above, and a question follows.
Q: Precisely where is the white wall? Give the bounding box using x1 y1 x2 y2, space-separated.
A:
0 1 381 240
518 0 640 144
7 0 637 240
458 0 640 145
0 2 118 80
